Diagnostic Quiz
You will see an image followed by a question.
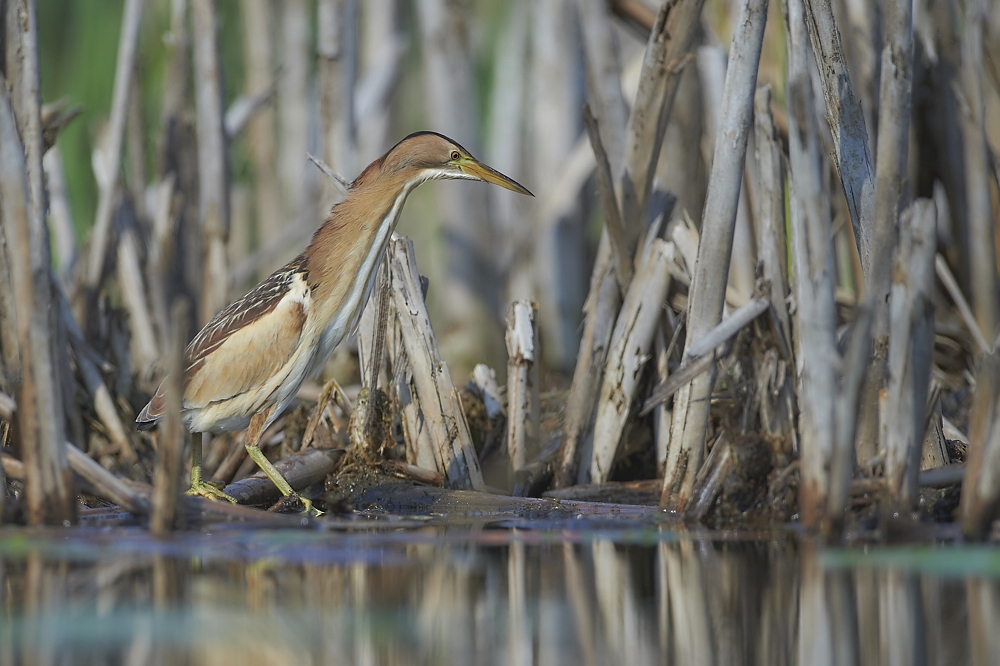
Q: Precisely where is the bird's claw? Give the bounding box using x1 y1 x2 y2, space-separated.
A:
297 495 323 517
186 480 237 504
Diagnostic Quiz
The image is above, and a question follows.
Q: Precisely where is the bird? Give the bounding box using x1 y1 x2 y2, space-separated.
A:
136 131 532 514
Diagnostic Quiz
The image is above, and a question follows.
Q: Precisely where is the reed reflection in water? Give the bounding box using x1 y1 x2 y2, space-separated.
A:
0 528 997 665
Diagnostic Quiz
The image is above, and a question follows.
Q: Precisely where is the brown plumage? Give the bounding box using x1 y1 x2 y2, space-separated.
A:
135 131 531 509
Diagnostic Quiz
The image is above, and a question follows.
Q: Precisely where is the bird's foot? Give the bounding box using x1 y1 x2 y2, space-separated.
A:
268 493 323 516
299 496 323 517
186 480 237 504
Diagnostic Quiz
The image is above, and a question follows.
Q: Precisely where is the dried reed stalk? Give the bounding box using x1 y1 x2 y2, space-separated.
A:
84 0 144 292
801 0 875 281
241 0 284 274
959 353 1000 540
661 0 768 512
505 300 540 472
151 301 189 534
959 0 998 342
857 0 915 466
0 62 73 524
388 236 484 490
883 200 936 507
191 0 231 324
785 0 838 530
589 237 673 483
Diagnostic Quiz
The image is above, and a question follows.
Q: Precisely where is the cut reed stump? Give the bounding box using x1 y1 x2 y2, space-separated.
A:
504 300 540 473
388 235 485 490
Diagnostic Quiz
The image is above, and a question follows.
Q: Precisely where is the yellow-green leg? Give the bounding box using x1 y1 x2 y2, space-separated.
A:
244 410 321 516
186 432 236 503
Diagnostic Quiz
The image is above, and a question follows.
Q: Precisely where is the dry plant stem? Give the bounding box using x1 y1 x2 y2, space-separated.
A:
84 0 144 291
751 86 790 340
0 230 18 394
589 238 673 484
870 0 913 339
687 433 732 522
653 324 672 476
224 448 342 506
935 255 990 355
960 354 1000 540
555 241 620 487
786 0 839 530
555 0 705 488
241 0 283 276
661 0 768 512
884 201 937 507
0 78 73 525
801 0 875 281
317 0 357 181
191 0 231 325
583 105 632 288
151 302 189 534
388 237 484 491
858 0 914 468
117 224 160 374
825 302 873 539
622 0 706 230
42 147 76 280
576 0 628 176
505 301 540 472
959 0 998 342
65 444 149 515
684 298 769 360
75 344 135 464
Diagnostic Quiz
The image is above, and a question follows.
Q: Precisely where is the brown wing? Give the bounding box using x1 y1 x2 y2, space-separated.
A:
136 256 310 428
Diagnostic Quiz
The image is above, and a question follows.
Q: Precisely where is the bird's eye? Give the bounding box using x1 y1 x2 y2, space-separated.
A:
450 150 460 161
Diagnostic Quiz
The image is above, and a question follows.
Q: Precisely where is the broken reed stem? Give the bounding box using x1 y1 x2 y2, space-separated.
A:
621 0 706 229
583 104 632 288
751 85 790 341
65 443 149 515
191 0 231 325
555 240 621 487
801 0 875 282
589 236 673 484
84 0 144 292
825 303 873 540
0 71 73 525
857 0 914 472
388 236 484 491
786 0 838 530
935 254 991 355
960 352 1000 539
362 262 391 446
883 200 936 507
505 300 540 472
959 0 998 343
117 220 160 375
661 0 768 512
151 300 189 534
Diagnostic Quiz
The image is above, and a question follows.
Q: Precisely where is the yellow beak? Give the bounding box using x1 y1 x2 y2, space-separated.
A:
460 159 533 196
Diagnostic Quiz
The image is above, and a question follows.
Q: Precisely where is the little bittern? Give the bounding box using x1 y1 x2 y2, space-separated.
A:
137 132 532 513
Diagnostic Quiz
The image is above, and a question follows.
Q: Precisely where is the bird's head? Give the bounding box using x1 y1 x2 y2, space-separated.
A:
369 131 533 197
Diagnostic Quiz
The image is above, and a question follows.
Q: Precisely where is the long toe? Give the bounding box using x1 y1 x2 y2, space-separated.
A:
186 481 238 504
299 497 323 517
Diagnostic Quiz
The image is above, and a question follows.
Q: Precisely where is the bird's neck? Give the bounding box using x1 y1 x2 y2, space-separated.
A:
303 173 422 322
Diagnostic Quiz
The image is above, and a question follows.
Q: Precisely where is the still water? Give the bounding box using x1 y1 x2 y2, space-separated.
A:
0 516 998 665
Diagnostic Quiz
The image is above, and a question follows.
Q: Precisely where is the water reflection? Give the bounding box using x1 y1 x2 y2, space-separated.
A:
0 526 997 665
